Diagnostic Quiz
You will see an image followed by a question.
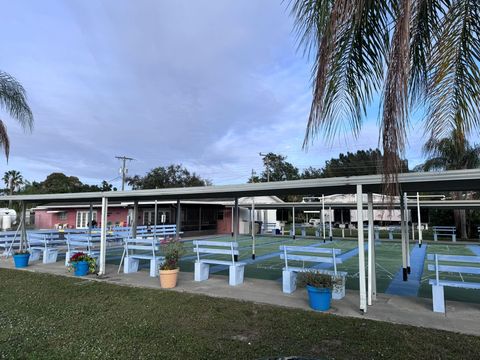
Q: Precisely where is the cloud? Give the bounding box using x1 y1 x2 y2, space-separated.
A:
0 0 441 187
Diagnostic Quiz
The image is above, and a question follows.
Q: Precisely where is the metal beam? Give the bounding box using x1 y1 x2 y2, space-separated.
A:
357 184 367 313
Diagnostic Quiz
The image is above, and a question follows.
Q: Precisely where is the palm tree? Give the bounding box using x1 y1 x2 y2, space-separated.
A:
422 130 480 238
290 0 480 195
0 71 34 159
3 170 24 207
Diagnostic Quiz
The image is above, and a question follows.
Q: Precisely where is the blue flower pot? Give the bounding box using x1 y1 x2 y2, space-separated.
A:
74 261 89 276
13 253 30 268
306 285 332 311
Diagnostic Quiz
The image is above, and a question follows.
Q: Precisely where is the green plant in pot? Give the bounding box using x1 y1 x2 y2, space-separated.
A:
159 237 184 288
68 252 96 276
297 271 334 311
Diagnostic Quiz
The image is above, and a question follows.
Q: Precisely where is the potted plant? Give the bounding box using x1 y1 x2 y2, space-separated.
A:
13 250 30 268
68 252 96 276
159 237 183 288
297 271 334 311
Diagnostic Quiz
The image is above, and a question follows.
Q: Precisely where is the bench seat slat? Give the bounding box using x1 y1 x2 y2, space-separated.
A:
127 255 164 260
426 254 480 263
284 267 347 277
428 279 480 289
279 246 341 254
193 240 238 248
198 259 245 266
127 245 160 251
196 248 239 256
280 254 342 264
428 264 480 275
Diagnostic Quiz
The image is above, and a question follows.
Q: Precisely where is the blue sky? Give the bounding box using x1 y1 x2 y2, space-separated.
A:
0 0 444 189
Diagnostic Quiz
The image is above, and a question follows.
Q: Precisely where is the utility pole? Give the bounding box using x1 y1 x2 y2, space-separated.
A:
115 156 134 191
259 152 270 182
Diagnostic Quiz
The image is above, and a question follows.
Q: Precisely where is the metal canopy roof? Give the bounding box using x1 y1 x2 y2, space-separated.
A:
3 169 480 204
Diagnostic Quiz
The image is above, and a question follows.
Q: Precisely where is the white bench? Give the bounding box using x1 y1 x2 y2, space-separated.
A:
123 238 164 277
65 234 102 266
261 223 277 235
387 226 401 240
427 254 480 313
280 245 347 299
193 240 246 286
28 233 64 264
135 224 181 239
433 226 456 242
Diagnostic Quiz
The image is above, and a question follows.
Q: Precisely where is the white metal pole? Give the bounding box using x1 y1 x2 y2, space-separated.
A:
417 192 423 247
292 206 296 240
400 193 408 281
99 196 108 276
328 206 333 241
153 200 158 240
176 200 181 240
322 194 326 241
252 198 256 260
404 192 411 274
341 209 345 238
234 198 238 242
132 200 138 238
367 193 377 305
356 185 367 313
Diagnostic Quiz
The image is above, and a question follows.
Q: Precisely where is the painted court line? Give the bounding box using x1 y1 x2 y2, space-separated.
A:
385 244 427 297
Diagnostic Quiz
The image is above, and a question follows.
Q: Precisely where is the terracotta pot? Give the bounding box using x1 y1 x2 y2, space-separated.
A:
159 268 179 288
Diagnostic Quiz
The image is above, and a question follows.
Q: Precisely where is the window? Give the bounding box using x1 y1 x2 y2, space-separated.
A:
143 209 171 225
217 210 224 220
57 212 67 221
76 211 97 229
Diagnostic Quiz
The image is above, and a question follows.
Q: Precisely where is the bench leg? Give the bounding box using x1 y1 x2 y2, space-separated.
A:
452 234 456 242
301 229 306 237
124 257 139 274
194 262 210 282
229 265 245 286
65 251 71 266
434 233 438 241
43 249 58 264
315 230 320 237
432 284 445 313
30 250 42 262
149 259 160 277
332 275 346 300
388 233 393 241
282 270 297 294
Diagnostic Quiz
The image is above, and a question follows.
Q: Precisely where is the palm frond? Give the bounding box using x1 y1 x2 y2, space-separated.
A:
0 71 34 131
425 0 480 141
380 0 412 196
0 120 10 160
291 0 391 146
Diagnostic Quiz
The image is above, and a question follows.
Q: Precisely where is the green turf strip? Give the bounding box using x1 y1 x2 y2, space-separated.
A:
1 269 479 359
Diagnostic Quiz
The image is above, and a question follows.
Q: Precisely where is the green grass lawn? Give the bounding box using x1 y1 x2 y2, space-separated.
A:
1 269 479 359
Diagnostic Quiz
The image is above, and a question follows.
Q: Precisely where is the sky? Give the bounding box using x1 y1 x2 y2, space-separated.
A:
0 0 447 189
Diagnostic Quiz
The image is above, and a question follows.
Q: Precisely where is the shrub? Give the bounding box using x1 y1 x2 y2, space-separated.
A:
68 252 96 274
159 237 184 270
297 271 333 289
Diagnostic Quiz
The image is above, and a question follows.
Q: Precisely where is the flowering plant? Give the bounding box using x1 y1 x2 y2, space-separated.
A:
159 237 184 271
68 252 96 274
14 250 30 255
297 271 334 289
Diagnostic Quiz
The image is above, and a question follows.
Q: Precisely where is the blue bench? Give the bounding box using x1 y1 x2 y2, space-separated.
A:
387 226 401 240
427 254 480 313
262 223 277 235
123 238 164 277
28 233 65 264
65 234 106 266
193 240 246 286
280 245 347 299
432 226 456 242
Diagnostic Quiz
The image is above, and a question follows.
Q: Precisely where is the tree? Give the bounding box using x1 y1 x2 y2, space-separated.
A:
421 130 480 239
290 1 480 195
250 153 300 183
321 149 408 178
3 170 23 207
20 173 100 194
99 180 117 192
128 164 211 190
0 71 34 159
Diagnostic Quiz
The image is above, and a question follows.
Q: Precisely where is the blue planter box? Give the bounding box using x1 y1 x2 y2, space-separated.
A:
306 285 331 311
73 261 89 276
13 253 30 268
